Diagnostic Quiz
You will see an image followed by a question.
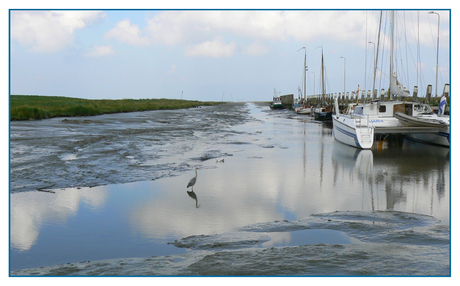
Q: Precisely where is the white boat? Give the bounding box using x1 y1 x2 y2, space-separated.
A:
397 112 450 147
296 106 312 115
332 11 450 149
333 98 449 149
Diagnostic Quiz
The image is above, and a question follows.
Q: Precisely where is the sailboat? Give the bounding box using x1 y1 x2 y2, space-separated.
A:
313 47 332 121
332 11 449 149
295 47 313 115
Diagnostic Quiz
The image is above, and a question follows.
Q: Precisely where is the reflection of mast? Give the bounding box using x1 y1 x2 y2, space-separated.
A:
319 126 324 191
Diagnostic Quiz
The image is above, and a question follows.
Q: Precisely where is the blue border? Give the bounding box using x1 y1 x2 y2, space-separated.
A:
8 8 452 278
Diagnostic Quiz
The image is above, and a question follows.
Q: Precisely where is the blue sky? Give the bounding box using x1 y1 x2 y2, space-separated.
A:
9 8 450 102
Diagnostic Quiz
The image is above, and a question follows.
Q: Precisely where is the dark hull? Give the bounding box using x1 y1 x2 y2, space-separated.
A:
314 111 332 121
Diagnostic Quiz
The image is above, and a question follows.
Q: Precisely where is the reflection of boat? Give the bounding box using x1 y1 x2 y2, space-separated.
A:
332 11 450 149
331 140 449 212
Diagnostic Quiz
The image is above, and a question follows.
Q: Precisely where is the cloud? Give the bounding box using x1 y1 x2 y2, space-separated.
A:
105 18 150 46
245 41 269 56
11 11 105 53
185 38 236 58
167 64 177 74
85 45 114 57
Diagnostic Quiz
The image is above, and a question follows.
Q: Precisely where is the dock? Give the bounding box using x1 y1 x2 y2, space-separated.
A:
374 127 443 134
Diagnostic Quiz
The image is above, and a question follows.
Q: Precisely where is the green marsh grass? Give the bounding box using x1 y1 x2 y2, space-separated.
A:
10 95 222 121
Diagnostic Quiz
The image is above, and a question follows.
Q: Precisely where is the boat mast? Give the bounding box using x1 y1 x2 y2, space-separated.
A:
390 10 396 101
304 50 307 101
315 45 325 105
372 11 382 100
298 47 307 101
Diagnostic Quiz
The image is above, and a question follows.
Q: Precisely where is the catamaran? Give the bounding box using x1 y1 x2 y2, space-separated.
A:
332 11 449 149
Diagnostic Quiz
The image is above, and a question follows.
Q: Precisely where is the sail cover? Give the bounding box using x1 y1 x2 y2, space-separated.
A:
390 72 410 97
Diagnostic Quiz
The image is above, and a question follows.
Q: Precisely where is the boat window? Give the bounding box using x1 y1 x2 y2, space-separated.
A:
379 105 386 113
354 106 364 115
414 104 434 114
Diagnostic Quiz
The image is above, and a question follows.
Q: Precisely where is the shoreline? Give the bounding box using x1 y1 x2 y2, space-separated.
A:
10 95 224 121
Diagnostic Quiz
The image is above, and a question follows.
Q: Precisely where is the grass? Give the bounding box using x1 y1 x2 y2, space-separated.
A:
10 95 223 121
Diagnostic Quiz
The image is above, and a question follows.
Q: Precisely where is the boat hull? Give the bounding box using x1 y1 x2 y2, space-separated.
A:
314 111 332 121
270 103 284 109
295 107 311 114
332 116 374 149
405 129 450 147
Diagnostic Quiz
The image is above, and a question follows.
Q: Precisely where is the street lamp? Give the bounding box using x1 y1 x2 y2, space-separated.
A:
340 56 346 98
429 11 440 97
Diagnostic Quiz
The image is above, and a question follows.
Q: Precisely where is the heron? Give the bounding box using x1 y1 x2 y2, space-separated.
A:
187 168 198 190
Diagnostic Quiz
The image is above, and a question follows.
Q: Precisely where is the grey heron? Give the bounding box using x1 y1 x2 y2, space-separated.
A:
187 168 198 189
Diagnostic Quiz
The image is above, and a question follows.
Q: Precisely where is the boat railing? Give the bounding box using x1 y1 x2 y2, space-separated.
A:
352 114 371 128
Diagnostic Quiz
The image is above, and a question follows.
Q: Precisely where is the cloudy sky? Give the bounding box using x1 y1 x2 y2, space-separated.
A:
9 7 450 102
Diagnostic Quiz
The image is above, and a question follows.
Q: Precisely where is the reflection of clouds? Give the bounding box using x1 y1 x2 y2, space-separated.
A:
261 232 291 248
10 187 108 251
129 105 450 241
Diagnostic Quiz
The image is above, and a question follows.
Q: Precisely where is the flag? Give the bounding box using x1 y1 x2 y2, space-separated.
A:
439 94 447 115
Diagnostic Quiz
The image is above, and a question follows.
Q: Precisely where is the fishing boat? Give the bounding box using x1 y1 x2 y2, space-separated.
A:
269 97 284 109
270 88 285 109
332 11 450 149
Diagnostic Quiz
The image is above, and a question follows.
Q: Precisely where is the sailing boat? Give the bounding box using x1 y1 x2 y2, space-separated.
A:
313 47 332 121
332 10 449 149
295 47 313 114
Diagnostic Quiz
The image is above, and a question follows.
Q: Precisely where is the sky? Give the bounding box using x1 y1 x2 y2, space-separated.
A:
9 7 451 102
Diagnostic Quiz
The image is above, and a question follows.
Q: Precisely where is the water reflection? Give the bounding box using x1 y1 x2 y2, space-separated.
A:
10 186 109 251
187 190 200 208
10 103 450 271
331 140 449 220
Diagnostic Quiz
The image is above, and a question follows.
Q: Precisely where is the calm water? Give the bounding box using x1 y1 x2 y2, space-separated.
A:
9 103 450 275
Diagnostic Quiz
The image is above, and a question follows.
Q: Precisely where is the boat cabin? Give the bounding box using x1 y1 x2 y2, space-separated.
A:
356 101 434 118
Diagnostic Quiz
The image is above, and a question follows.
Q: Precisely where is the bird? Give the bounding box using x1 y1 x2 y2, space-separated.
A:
187 168 198 190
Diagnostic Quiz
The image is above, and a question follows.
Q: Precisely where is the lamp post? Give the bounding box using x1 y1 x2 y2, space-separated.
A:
429 11 440 97
340 56 346 99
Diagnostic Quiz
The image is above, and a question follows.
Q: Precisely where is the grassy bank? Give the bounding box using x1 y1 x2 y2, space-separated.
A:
10 95 223 121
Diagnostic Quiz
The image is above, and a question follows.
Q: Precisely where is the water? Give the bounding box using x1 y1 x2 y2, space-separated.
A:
9 103 450 276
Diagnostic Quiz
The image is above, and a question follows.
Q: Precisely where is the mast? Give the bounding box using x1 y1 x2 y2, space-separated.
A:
298 47 307 101
315 45 325 105
372 11 382 100
321 50 325 102
389 10 410 99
